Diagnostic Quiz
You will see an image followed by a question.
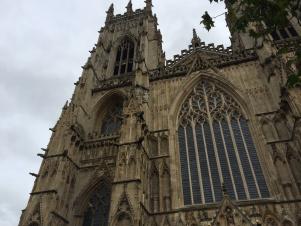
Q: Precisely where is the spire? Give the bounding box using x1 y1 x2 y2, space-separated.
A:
106 3 114 23
126 0 133 15
145 0 153 15
191 28 201 48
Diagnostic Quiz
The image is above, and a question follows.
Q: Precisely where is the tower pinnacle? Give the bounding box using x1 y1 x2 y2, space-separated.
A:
191 28 201 48
126 0 133 15
145 0 153 14
106 3 114 23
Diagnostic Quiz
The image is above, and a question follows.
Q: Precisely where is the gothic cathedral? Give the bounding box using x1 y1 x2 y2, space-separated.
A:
19 1 301 226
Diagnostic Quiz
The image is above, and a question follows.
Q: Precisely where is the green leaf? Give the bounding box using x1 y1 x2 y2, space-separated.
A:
201 11 215 31
287 73 301 88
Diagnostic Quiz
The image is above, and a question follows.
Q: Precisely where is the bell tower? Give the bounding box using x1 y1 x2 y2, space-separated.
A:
19 1 165 226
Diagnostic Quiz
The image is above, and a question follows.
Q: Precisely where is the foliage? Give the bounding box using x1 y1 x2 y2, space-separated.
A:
200 0 301 88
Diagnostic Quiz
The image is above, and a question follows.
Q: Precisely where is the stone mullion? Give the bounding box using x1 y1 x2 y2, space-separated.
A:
237 119 261 198
226 115 250 200
191 122 204 204
125 43 130 74
201 123 215 202
204 92 223 202
184 126 194 204
118 46 124 75
218 121 238 200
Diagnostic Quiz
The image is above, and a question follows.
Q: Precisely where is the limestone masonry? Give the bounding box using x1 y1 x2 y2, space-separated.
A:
19 1 301 226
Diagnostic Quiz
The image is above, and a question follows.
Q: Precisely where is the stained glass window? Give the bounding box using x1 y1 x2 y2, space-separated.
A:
178 80 269 205
113 38 135 76
101 102 123 136
82 182 111 226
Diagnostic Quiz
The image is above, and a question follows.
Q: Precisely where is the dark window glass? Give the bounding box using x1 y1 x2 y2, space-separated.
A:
271 30 280 40
127 63 133 73
213 121 236 199
287 26 298 37
279 28 289 39
113 39 135 76
120 64 126 74
101 102 123 136
240 119 270 198
178 126 192 205
82 182 111 226
116 49 121 61
114 66 119 76
186 126 202 204
177 80 269 205
195 124 213 203
231 120 259 199
204 122 222 202
221 121 247 200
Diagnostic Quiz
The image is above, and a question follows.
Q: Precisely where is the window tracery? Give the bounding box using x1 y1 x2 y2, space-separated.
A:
82 182 111 226
113 38 135 76
178 80 270 205
101 101 123 136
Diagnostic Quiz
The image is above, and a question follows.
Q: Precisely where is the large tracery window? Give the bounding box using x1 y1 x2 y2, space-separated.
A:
178 80 270 205
113 38 135 76
101 101 123 136
82 182 111 226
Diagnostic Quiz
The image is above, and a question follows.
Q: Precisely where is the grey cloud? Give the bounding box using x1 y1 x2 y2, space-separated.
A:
0 1 230 225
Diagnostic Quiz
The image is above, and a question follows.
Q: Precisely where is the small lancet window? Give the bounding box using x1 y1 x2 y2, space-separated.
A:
113 38 135 76
101 101 123 136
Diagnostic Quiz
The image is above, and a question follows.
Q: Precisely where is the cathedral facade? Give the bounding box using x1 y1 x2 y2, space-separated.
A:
19 1 301 226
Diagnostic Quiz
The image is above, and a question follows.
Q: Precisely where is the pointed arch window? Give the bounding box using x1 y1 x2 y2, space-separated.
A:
82 182 111 226
101 101 123 136
178 80 270 205
113 38 135 76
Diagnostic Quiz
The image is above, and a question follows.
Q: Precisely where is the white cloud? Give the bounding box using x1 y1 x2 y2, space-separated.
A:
0 0 230 225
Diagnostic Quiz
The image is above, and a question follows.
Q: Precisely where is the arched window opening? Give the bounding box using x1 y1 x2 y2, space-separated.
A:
28 223 39 226
282 220 293 226
82 182 111 226
150 166 160 212
101 101 123 136
178 80 270 205
115 213 133 226
113 38 135 76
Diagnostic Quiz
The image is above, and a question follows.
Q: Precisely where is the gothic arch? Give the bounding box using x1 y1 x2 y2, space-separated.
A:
112 192 135 226
108 34 138 77
263 215 280 226
169 71 251 129
150 162 160 212
73 175 112 216
112 33 138 49
128 154 136 179
161 160 171 211
92 91 126 137
282 219 294 226
274 115 290 140
174 74 271 205
259 118 277 141
113 212 134 226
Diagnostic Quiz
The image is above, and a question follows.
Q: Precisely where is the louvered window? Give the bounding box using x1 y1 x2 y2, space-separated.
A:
178 80 269 205
113 38 134 76
82 182 111 226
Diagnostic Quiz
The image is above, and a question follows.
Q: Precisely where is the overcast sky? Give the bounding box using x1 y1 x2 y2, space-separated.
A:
0 1 230 225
